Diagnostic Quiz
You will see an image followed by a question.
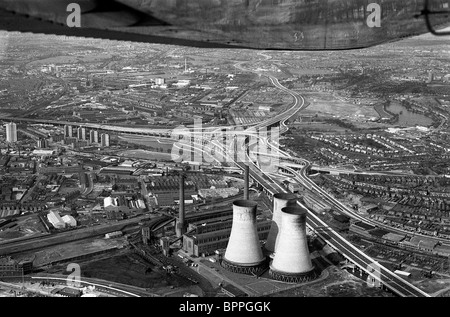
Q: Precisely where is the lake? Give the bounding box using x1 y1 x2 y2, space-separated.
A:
387 101 433 127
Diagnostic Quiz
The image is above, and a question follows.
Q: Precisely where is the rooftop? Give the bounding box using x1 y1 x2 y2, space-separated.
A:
352 221 376 231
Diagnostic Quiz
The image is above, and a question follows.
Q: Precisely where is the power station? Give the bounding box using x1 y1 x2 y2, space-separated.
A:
221 200 268 275
269 205 317 283
158 163 318 285
264 193 298 256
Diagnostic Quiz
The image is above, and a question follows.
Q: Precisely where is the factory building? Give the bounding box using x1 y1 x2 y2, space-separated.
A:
62 215 77 227
103 196 146 213
104 196 119 209
182 214 271 257
47 211 65 229
0 257 33 276
105 231 123 239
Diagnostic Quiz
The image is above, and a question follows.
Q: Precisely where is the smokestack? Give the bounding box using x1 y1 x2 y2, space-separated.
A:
176 174 185 237
244 165 249 200
264 193 297 256
269 206 316 283
221 200 267 275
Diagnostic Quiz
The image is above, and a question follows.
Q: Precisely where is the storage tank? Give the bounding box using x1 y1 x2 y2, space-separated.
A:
269 206 317 283
221 200 267 275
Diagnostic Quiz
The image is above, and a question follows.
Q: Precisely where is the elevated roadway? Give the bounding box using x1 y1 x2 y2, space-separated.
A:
226 61 431 297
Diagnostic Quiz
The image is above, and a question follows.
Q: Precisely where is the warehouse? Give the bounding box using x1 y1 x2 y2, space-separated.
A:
182 216 271 257
62 215 77 227
47 211 65 229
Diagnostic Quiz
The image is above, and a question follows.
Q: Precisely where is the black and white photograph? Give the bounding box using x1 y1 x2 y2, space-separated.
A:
0 0 449 307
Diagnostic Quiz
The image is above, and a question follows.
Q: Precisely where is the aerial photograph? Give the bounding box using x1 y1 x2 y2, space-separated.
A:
0 0 449 306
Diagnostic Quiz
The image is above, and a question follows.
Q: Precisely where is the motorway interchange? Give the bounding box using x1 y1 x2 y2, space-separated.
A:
187 62 431 297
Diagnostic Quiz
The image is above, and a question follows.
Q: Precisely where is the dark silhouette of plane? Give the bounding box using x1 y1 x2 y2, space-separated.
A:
0 0 448 50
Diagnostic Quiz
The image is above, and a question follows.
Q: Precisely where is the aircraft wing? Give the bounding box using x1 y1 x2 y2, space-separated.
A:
0 0 448 50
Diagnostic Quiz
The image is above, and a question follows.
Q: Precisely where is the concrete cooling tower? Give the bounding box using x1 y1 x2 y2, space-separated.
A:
269 206 317 283
221 200 267 275
264 193 298 256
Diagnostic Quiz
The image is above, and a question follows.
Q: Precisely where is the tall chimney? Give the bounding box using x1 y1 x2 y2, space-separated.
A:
244 165 250 200
221 200 267 275
264 193 297 256
176 174 185 237
269 206 316 283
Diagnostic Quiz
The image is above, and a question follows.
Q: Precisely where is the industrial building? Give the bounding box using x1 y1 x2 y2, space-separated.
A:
103 196 145 213
33 149 56 157
62 215 77 227
182 215 271 257
105 231 123 239
0 256 33 276
46 211 77 229
146 175 196 207
54 287 83 297
47 211 65 229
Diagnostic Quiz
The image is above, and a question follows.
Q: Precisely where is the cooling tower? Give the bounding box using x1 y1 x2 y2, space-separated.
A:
269 206 317 283
221 200 267 275
264 193 297 256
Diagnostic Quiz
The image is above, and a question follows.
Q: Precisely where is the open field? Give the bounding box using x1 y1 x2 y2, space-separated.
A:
302 91 379 119
26 53 113 67
0 215 47 242
14 236 127 267
272 266 394 297
291 122 350 133
118 134 174 149
75 252 204 297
